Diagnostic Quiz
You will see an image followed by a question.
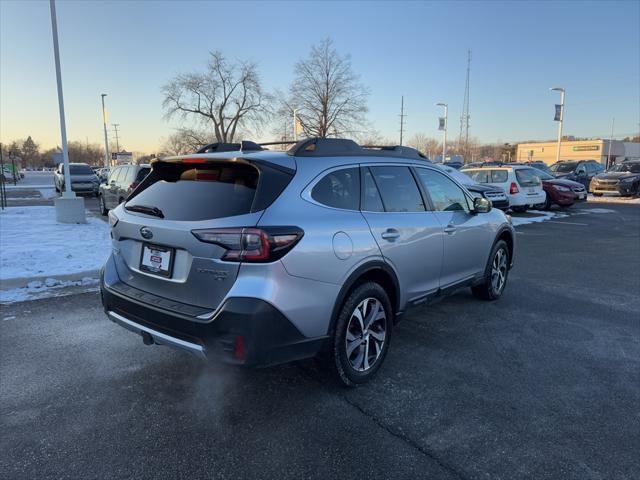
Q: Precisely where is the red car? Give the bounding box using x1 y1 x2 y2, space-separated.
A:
532 168 587 209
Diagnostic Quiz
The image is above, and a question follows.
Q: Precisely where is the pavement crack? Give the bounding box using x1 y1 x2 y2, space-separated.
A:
339 393 469 480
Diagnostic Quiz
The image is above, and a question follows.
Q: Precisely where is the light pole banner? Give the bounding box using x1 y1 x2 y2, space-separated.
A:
554 104 562 121
438 117 445 130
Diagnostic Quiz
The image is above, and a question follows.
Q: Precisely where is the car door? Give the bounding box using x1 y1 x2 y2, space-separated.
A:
104 167 121 208
116 166 131 203
414 167 493 288
360 165 443 303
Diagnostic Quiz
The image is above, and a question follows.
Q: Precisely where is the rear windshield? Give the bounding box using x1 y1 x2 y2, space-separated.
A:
516 168 542 186
551 162 577 173
69 164 94 175
466 169 508 183
126 163 259 221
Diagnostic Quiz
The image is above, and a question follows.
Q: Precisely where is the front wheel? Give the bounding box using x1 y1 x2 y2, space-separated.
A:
472 240 510 301
330 282 393 386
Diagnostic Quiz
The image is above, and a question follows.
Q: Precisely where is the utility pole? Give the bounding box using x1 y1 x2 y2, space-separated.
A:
112 123 120 152
459 49 471 163
101 94 110 169
399 96 406 146
436 102 448 162
550 87 565 164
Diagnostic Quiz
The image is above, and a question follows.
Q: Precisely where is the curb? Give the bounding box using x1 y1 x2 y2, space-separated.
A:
0 269 100 291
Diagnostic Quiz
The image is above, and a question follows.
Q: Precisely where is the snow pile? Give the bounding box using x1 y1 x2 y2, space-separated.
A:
0 206 110 281
587 194 640 205
0 277 99 303
509 210 565 227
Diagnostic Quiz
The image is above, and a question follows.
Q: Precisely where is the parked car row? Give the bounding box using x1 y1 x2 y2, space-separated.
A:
590 160 640 196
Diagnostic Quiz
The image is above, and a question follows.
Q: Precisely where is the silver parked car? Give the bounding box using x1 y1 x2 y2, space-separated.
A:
101 139 515 385
98 164 150 215
54 163 100 195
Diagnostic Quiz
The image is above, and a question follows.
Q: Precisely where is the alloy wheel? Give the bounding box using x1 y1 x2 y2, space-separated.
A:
491 248 508 293
345 297 387 372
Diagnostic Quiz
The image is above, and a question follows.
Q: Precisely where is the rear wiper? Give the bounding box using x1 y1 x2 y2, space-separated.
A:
124 204 164 218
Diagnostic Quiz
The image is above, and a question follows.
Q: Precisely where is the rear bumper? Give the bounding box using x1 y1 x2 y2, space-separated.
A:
100 261 327 367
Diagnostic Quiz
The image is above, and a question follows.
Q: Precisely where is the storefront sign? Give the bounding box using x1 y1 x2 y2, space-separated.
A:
572 146 599 152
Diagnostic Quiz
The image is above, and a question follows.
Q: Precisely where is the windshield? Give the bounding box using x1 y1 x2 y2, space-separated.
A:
531 168 553 180
609 163 640 173
550 162 578 173
436 165 474 185
69 164 95 175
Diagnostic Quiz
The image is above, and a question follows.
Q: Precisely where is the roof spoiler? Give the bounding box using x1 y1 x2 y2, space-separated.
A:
196 141 263 154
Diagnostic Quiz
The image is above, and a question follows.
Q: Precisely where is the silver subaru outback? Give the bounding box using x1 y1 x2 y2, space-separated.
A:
101 138 515 385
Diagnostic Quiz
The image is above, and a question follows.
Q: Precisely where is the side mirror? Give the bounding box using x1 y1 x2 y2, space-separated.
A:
473 197 492 214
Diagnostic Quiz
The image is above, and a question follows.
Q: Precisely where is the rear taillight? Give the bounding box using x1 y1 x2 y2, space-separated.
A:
191 227 303 262
129 181 139 190
509 182 519 194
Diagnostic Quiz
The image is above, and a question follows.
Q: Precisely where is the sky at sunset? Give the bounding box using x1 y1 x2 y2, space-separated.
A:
1 0 639 153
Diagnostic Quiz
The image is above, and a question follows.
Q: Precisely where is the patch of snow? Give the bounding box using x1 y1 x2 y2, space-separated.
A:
3 184 55 190
587 194 640 205
582 208 618 214
0 277 99 304
37 188 57 199
509 210 560 227
0 206 110 281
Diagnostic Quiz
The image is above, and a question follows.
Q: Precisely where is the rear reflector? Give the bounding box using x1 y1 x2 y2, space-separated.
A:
234 336 246 361
191 226 304 262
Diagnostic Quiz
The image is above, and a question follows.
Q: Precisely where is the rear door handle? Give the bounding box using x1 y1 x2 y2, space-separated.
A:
381 228 400 241
444 225 457 235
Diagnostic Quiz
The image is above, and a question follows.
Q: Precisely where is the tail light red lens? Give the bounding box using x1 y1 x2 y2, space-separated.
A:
191 227 303 262
234 335 246 361
509 182 519 194
129 181 139 190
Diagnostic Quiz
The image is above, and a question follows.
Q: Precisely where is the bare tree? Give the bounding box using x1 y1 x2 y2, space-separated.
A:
280 38 369 138
162 127 217 156
162 52 272 143
407 133 441 159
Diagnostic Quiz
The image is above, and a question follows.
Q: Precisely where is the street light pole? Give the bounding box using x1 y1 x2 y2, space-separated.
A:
550 87 565 164
101 94 110 169
49 0 84 222
436 103 448 162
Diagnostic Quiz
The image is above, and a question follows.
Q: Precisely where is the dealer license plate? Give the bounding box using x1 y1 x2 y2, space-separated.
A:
140 244 174 278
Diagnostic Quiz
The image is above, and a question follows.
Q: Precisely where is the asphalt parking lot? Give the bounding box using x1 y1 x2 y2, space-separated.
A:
1 203 639 480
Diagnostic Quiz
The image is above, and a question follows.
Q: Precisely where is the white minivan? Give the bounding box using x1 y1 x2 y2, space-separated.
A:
462 165 546 212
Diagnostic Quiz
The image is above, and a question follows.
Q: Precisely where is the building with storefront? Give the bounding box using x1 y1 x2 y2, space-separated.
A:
516 139 639 166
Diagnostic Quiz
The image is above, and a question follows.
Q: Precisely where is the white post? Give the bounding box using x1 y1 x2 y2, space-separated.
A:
101 94 110 169
50 0 73 198
50 0 85 222
551 87 565 164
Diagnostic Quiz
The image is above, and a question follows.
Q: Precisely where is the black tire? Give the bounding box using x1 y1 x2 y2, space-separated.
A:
99 194 109 216
471 240 510 301
542 195 552 211
330 282 393 387
593 192 603 197
511 206 527 213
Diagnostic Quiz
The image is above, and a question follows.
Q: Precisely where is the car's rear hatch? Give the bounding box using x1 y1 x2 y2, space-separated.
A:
110 154 294 312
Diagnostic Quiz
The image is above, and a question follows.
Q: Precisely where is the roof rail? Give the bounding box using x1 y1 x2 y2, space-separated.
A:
196 141 263 154
287 137 429 160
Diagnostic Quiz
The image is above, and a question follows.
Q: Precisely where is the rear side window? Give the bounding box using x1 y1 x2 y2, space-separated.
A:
515 169 542 186
361 168 384 212
126 163 259 221
369 166 425 212
109 167 122 183
491 170 508 183
416 168 470 212
311 167 360 210
467 170 488 183
135 167 150 182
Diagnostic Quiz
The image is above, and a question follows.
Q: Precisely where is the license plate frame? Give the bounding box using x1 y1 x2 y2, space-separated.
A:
139 243 175 278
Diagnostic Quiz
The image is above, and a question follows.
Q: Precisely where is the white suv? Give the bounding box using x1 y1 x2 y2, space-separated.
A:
461 165 546 212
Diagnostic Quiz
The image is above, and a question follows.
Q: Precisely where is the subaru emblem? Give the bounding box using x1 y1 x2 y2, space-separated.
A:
140 227 153 239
